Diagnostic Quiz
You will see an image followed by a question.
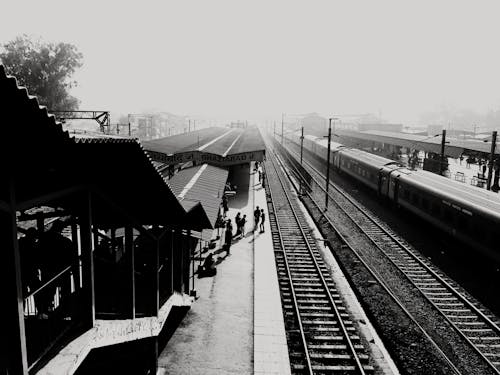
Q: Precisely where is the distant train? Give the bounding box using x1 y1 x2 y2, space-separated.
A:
284 131 500 263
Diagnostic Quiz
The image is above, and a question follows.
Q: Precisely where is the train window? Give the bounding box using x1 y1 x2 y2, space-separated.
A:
411 193 419 205
422 198 429 211
475 223 485 240
457 215 468 232
489 232 496 248
443 209 452 221
431 202 440 216
403 189 410 200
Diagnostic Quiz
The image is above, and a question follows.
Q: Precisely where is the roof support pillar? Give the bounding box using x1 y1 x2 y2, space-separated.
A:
125 226 135 319
0 179 28 374
79 191 95 329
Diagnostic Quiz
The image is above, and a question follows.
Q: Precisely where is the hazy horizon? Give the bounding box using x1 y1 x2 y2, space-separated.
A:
2 0 500 127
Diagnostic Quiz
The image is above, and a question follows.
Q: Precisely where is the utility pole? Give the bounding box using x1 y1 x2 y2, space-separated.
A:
188 119 191 132
300 126 304 165
325 118 333 210
486 130 497 191
440 129 447 175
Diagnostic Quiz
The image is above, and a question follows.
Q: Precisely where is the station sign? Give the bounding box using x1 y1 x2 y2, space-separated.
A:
147 150 265 166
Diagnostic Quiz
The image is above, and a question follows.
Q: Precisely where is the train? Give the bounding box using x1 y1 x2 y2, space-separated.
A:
283 131 500 263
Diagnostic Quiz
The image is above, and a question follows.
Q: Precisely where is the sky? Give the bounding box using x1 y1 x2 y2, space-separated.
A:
1 0 500 124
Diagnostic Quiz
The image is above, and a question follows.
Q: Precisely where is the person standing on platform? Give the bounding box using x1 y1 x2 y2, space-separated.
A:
260 209 266 233
258 165 263 183
254 206 260 231
240 214 247 237
234 212 242 239
224 219 233 254
222 195 228 218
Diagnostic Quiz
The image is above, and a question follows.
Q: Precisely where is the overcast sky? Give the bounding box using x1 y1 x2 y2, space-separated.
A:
2 0 500 124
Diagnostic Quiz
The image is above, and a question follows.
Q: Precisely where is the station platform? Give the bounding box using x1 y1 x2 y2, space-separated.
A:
157 163 290 375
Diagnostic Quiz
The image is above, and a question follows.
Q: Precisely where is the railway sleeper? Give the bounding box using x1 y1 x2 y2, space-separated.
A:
296 298 342 305
300 312 350 319
293 363 375 373
311 334 361 341
304 326 357 333
308 344 364 351
309 353 370 361
302 320 353 326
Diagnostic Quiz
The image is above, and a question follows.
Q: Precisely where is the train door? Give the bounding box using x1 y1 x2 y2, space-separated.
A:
393 177 399 204
378 170 384 196
388 170 400 203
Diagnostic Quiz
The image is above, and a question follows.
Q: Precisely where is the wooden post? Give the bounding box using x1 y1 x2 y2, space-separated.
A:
125 226 135 319
79 191 95 328
0 179 28 374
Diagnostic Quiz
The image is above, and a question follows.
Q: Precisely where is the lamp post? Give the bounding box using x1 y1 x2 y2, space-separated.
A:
300 126 304 165
324 117 338 210
439 129 447 176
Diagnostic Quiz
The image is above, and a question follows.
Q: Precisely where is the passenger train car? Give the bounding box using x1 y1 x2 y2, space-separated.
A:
284 131 500 263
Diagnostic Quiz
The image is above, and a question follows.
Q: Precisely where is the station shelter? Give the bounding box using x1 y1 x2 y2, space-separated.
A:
143 125 266 169
0 65 214 374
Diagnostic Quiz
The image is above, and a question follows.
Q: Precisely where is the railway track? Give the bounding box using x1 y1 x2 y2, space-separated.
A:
264 150 374 374
278 138 500 374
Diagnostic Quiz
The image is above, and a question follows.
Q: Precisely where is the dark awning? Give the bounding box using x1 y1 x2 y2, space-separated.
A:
166 164 228 229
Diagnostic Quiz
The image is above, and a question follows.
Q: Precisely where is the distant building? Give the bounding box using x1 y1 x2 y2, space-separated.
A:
130 112 187 140
357 123 403 132
300 113 328 136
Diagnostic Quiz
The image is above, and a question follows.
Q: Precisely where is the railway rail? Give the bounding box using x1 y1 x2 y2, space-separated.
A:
264 148 374 374
277 137 500 374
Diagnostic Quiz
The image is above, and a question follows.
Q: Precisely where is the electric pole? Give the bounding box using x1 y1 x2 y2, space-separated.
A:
325 118 333 210
300 126 304 165
440 129 447 175
487 130 497 190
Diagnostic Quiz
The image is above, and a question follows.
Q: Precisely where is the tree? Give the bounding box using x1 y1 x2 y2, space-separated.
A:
0 35 83 111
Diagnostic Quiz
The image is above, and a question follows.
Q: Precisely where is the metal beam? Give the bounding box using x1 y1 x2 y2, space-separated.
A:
51 111 111 133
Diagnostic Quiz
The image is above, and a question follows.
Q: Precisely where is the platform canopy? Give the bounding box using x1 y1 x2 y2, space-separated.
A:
332 129 499 159
143 126 266 166
165 164 228 232
0 64 210 229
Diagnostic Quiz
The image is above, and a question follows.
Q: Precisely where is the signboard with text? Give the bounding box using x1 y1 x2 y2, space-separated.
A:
147 150 265 166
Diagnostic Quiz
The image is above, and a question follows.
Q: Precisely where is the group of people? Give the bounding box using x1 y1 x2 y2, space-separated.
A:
18 220 75 318
233 212 247 239
255 161 265 187
253 206 266 233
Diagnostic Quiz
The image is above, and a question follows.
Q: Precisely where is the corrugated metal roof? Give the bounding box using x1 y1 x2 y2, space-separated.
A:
143 126 266 166
165 164 228 228
143 127 229 155
0 64 209 229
